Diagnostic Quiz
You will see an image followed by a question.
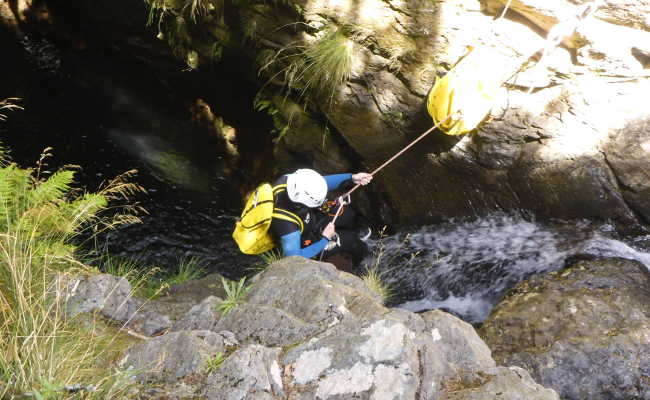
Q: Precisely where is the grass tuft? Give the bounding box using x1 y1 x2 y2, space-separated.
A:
0 143 141 398
164 255 206 287
97 254 206 299
361 265 394 304
247 249 283 273
260 26 354 104
217 277 250 315
204 352 225 374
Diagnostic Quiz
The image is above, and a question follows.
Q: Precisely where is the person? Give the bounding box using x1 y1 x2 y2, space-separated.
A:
269 168 372 266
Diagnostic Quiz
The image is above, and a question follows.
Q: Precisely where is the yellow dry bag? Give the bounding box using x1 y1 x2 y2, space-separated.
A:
232 183 303 255
427 46 509 136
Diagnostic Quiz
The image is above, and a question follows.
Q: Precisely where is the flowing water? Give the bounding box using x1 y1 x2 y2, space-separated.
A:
362 214 650 323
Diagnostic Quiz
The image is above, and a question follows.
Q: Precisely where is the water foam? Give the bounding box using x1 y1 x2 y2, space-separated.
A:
362 214 650 322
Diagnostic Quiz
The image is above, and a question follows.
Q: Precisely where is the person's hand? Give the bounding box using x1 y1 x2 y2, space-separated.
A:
352 172 372 186
321 222 337 240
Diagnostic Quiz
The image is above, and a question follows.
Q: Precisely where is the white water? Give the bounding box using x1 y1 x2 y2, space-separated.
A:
362 214 650 323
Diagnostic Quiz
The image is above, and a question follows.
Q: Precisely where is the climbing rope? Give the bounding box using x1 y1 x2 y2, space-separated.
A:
329 111 460 226
522 0 603 94
323 0 603 247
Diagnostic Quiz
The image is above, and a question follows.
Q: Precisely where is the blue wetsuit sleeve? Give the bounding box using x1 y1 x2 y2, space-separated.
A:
324 173 352 191
280 231 329 259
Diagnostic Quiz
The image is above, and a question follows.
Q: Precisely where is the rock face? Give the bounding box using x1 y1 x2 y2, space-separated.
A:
93 257 559 399
5 0 650 231
480 257 650 400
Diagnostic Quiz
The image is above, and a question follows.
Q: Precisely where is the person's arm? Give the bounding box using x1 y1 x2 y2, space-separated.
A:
280 231 329 258
324 174 352 191
324 173 373 191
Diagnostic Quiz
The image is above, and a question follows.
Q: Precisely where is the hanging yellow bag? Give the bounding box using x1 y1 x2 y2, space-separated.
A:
427 46 510 135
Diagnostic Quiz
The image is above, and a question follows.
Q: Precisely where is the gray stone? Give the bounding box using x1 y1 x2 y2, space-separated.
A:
247 257 386 328
419 310 496 399
439 366 559 400
481 257 650 399
214 303 320 347
204 344 284 400
170 295 222 332
65 273 171 336
282 311 422 399
65 274 139 322
125 330 235 383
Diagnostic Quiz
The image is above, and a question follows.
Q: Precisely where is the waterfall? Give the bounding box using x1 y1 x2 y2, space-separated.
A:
362 214 650 322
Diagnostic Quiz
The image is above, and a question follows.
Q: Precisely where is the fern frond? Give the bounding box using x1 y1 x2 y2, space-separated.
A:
0 165 33 229
28 169 75 209
61 193 109 233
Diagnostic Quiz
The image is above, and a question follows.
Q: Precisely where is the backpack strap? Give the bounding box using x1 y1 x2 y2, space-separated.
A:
271 184 304 232
273 184 287 195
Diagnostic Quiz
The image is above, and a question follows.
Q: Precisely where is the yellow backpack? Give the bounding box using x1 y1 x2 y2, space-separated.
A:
232 183 304 255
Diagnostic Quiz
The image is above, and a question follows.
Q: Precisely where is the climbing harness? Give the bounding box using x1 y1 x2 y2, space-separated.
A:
318 123 455 259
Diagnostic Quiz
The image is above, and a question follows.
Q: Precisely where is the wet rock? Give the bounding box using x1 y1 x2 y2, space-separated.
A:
125 330 237 383
603 117 650 226
481 257 650 400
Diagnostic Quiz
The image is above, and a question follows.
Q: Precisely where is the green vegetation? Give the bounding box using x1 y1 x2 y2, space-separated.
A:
96 254 206 299
258 249 282 266
164 256 205 286
203 352 226 374
361 265 394 304
217 277 251 315
261 26 354 104
0 144 143 398
248 248 283 273
360 227 414 304
253 94 292 141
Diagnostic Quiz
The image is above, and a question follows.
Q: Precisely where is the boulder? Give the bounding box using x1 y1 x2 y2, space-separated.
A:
245 257 387 326
280 310 423 399
125 330 238 383
213 303 321 347
419 310 496 398
481 257 650 400
203 344 284 400
65 273 171 336
118 258 559 399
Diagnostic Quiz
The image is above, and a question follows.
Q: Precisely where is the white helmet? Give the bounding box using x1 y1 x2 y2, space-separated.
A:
287 169 327 208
